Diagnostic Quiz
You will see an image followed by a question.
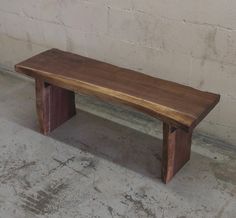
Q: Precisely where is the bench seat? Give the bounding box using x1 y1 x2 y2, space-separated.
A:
15 49 220 183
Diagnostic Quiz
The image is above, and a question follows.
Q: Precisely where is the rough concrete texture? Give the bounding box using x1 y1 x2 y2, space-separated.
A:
1 72 236 218
0 0 236 146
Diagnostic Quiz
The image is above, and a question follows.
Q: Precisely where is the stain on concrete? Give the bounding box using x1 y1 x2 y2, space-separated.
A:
210 160 236 186
107 205 114 217
66 35 73 52
48 156 75 175
135 186 148 199
51 156 90 178
198 79 205 88
94 186 102 193
123 194 156 218
20 182 68 215
26 33 33 52
53 156 75 168
153 152 162 161
80 157 97 170
0 161 36 184
215 199 231 218
20 175 32 190
201 28 218 65
205 28 217 55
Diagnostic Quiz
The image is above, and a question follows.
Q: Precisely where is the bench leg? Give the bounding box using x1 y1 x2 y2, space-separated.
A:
162 123 192 183
35 79 76 135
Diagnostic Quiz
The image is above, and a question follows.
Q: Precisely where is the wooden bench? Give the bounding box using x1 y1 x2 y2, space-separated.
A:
15 49 220 183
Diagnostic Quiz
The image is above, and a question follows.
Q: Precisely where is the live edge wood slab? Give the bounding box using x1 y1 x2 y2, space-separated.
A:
15 49 220 183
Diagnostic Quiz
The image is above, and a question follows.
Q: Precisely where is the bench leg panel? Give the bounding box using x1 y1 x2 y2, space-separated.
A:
35 79 76 135
162 123 192 183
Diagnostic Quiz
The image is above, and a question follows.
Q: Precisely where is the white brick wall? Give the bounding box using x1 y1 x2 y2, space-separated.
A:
0 0 235 146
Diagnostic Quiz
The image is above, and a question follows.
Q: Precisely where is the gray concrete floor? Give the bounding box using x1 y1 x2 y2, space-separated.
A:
0 71 236 218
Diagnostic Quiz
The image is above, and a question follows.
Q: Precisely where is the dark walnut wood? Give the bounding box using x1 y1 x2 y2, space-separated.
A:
15 49 220 131
15 49 220 183
162 123 192 183
35 79 76 135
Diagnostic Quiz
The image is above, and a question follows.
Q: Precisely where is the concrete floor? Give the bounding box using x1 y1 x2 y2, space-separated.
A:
0 71 236 218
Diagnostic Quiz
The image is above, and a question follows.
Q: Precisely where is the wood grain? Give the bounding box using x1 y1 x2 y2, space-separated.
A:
15 49 220 131
15 49 221 183
162 123 192 183
35 79 76 134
